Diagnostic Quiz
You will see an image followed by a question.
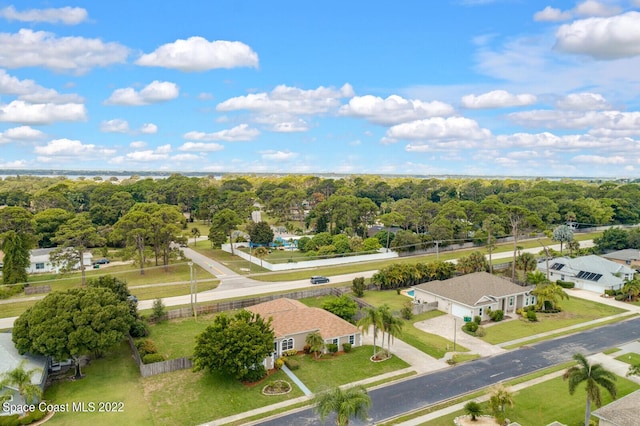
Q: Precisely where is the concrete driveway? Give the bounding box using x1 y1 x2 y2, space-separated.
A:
414 314 507 357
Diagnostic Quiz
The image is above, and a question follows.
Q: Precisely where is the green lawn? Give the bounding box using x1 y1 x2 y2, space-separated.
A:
288 345 409 392
144 315 217 359
129 280 218 301
423 374 640 426
481 297 627 345
44 342 153 426
615 352 640 365
361 289 412 311
142 368 303 425
401 311 469 358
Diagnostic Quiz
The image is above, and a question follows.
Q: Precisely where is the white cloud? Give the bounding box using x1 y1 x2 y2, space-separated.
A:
0 6 88 25
0 159 27 168
260 150 298 160
383 117 491 143
270 120 309 132
139 123 158 134
217 83 354 115
572 154 626 164
508 110 640 134
129 141 147 149
555 92 611 110
136 36 258 71
171 153 201 162
534 6 572 22
0 29 129 74
574 0 621 17
100 119 130 133
555 12 640 60
0 69 83 103
34 139 116 157
461 90 537 109
198 92 214 100
339 94 454 125
178 142 225 152
183 124 259 142
105 81 179 106
0 125 44 143
125 144 172 162
0 100 86 124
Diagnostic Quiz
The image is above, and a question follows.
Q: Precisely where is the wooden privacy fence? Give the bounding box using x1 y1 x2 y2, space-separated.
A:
127 335 193 377
24 285 51 295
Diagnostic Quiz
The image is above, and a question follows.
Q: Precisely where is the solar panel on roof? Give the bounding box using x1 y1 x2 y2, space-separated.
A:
550 263 565 271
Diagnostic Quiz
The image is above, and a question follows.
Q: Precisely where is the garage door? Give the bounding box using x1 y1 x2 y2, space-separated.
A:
580 281 605 293
452 304 471 319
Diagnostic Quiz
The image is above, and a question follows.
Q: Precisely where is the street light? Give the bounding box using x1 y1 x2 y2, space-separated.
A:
189 262 197 321
248 237 252 274
453 317 457 352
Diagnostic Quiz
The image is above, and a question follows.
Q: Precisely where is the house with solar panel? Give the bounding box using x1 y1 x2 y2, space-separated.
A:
537 255 636 293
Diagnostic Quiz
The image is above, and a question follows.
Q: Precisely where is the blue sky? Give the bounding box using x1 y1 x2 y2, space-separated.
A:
1 1 640 177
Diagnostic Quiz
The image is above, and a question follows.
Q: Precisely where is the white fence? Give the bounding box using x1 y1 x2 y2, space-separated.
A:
221 244 398 271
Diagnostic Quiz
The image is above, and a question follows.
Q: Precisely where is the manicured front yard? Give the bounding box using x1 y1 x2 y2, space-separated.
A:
480 297 627 345
615 352 640 365
401 311 469 358
287 345 409 392
423 374 640 426
145 315 217 359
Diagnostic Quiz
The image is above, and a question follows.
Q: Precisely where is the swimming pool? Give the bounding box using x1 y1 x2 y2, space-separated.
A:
407 289 415 298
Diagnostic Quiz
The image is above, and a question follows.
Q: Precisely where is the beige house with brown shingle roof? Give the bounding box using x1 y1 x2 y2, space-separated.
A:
412 272 535 321
246 298 361 369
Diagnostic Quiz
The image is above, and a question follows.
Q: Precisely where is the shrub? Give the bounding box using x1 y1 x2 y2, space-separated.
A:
135 338 158 357
475 326 486 337
400 300 414 320
275 358 285 370
303 344 311 354
526 310 538 322
352 276 366 297
243 365 267 382
342 343 352 353
283 349 298 357
489 309 504 322
615 294 627 301
284 358 299 370
142 353 166 364
604 289 617 297
150 298 167 322
129 319 149 338
557 280 575 289
474 315 482 325
464 322 478 333
326 343 339 354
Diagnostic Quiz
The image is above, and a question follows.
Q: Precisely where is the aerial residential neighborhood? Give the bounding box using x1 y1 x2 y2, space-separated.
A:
3 1 640 425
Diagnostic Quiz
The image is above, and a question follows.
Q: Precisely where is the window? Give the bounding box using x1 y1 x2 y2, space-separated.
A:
509 297 514 307
478 308 483 317
525 297 529 306
332 338 338 345
349 335 355 345
561 275 565 281
281 338 294 351
35 263 45 270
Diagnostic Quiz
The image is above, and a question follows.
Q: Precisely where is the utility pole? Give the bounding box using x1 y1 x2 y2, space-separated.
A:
537 239 551 281
435 240 442 260
189 262 197 321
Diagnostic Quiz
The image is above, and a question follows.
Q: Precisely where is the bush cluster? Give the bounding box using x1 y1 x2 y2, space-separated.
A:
489 309 504 322
142 353 166 364
556 280 575 289
282 349 298 357
0 284 24 300
284 358 299 370
275 358 285 369
135 338 158 358
342 343 352 353
0 407 48 426
326 343 339 354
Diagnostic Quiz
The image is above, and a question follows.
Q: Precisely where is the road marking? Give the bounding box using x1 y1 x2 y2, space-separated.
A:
209 264 225 275
490 372 504 378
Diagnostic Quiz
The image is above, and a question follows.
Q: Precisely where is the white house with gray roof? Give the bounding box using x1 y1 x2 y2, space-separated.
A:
412 272 535 321
27 248 93 274
537 255 635 293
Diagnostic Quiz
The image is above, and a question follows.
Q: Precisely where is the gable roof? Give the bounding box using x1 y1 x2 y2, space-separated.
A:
601 249 640 262
591 389 640 425
538 255 635 287
246 298 359 340
413 272 532 307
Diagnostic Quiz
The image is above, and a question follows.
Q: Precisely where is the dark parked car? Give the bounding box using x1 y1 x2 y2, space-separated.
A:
93 258 110 265
310 276 330 284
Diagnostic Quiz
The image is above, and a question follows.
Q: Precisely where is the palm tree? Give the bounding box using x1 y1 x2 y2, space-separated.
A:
532 281 569 311
252 246 269 267
463 401 482 421
314 385 371 426
190 227 201 245
357 307 383 358
306 331 324 360
489 384 514 419
379 305 403 356
516 252 537 276
0 360 43 406
621 280 640 301
564 353 617 426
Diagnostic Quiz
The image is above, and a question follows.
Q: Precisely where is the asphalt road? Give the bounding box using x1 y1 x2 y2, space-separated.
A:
259 316 640 425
